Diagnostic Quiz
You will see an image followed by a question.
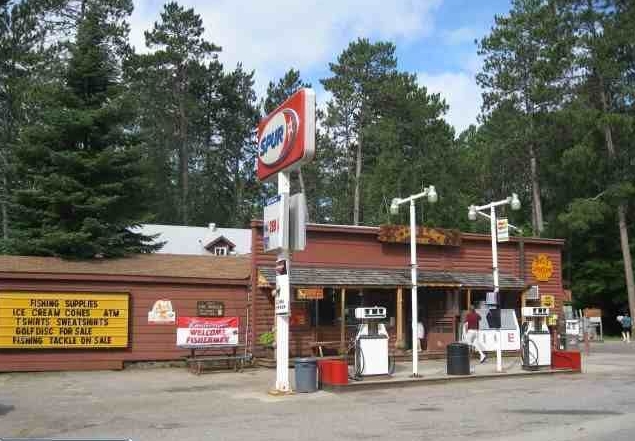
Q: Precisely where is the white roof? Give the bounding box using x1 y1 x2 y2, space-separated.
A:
135 224 251 255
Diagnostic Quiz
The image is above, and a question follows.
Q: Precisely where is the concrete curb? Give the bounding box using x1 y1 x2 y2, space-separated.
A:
321 368 579 393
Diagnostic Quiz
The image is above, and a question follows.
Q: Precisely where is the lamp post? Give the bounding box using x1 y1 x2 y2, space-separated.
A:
390 185 438 377
468 193 521 373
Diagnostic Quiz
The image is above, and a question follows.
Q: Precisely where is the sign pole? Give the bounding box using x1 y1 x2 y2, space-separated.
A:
490 205 503 373
275 171 291 392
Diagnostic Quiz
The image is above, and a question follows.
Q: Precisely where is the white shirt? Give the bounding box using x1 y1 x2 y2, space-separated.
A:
417 322 425 339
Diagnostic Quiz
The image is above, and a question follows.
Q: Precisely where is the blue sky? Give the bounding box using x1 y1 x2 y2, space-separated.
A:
129 0 512 133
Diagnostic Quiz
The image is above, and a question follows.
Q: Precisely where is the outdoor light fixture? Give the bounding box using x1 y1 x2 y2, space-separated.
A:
510 193 521 211
427 186 438 204
468 205 477 221
389 184 438 377
390 198 401 216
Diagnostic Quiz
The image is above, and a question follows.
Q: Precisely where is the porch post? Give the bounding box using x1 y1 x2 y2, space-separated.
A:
339 288 346 354
466 288 472 309
396 287 405 348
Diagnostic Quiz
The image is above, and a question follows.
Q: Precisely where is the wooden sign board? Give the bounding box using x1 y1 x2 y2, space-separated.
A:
584 308 602 318
378 225 461 246
197 301 225 317
296 288 324 300
0 292 129 348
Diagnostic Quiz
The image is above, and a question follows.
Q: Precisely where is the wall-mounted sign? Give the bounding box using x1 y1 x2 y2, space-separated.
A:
263 194 289 253
531 254 554 282
176 316 239 347
256 88 316 181
378 225 461 246
496 218 509 243
296 288 324 300
197 301 224 317
541 295 555 309
0 292 129 348
148 299 175 324
290 304 309 327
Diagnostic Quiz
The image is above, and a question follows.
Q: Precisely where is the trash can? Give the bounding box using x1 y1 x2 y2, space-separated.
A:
294 357 318 393
446 342 470 375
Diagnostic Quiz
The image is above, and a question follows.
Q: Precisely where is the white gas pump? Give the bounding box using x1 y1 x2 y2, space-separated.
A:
354 306 391 377
521 307 552 369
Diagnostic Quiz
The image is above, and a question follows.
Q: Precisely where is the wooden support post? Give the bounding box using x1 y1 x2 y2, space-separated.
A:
396 287 405 349
339 288 346 354
466 288 472 310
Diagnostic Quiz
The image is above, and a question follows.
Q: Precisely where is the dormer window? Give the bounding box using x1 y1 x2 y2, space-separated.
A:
214 246 228 256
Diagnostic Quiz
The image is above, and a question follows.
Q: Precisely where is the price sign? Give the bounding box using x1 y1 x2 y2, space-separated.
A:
497 218 509 242
263 194 289 253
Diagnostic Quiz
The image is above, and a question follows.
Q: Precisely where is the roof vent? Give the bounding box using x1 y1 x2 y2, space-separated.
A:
209 223 216 231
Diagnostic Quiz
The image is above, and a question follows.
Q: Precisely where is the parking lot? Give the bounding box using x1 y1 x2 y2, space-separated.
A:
2 342 635 441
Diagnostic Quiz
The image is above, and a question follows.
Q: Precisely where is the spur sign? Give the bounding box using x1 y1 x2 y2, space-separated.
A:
256 88 315 181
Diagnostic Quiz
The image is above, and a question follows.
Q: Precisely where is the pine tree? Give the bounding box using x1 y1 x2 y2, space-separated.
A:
9 3 159 258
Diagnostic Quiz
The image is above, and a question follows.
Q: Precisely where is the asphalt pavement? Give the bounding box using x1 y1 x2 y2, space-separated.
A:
1 341 634 441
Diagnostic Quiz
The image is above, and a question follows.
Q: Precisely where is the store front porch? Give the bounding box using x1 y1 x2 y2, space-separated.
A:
257 267 527 358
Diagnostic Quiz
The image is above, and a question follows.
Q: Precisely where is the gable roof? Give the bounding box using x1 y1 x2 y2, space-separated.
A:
0 254 251 281
203 235 236 250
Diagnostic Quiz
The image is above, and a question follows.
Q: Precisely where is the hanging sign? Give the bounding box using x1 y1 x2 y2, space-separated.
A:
256 88 316 181
176 316 239 347
496 218 509 242
148 299 176 324
0 292 129 348
531 254 554 282
296 288 324 300
263 194 289 253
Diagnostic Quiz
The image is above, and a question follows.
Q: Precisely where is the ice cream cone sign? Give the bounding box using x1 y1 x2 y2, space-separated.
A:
148 299 176 324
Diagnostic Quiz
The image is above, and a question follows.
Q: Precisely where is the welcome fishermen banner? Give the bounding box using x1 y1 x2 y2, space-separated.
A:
176 316 239 347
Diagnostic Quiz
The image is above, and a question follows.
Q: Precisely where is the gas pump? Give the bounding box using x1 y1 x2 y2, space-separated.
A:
521 307 552 369
354 306 391 377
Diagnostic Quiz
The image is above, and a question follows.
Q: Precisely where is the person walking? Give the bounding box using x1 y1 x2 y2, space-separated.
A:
620 312 632 343
417 319 425 352
464 306 487 363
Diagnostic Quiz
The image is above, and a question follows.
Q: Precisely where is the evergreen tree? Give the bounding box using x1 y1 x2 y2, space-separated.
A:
9 3 159 258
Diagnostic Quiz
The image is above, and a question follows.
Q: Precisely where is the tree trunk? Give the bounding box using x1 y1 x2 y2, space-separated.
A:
529 141 544 235
2 173 7 240
178 77 189 225
599 81 635 321
353 117 362 225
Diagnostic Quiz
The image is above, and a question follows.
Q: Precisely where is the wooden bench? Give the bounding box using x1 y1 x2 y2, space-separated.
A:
310 341 343 357
181 345 252 375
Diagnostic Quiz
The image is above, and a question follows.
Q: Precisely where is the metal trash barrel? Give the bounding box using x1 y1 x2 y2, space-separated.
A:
294 357 318 392
446 342 470 375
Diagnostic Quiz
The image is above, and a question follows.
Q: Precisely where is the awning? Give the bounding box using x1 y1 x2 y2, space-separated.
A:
257 267 526 290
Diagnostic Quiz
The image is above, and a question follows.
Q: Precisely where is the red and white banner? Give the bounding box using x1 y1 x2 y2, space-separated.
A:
176 317 239 347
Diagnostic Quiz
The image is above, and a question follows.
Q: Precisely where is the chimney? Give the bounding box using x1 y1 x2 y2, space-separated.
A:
209 223 216 232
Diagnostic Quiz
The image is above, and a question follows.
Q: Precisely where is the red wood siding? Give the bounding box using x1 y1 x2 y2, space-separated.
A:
250 223 565 357
0 279 249 372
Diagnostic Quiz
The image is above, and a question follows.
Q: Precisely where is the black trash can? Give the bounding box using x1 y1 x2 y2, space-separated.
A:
294 357 318 393
446 342 470 375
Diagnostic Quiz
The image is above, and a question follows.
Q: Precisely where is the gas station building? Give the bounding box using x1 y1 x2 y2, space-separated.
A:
251 222 565 358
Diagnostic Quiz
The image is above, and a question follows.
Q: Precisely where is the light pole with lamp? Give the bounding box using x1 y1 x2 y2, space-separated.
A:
390 185 438 377
468 193 521 373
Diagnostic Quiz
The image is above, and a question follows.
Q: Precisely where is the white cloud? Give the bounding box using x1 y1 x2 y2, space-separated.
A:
418 71 482 134
444 27 478 45
129 0 443 103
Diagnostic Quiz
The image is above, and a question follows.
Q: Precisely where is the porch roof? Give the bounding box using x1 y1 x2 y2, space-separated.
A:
257 267 526 290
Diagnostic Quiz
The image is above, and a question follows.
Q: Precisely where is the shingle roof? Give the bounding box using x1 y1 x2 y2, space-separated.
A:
0 254 251 280
258 267 525 290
